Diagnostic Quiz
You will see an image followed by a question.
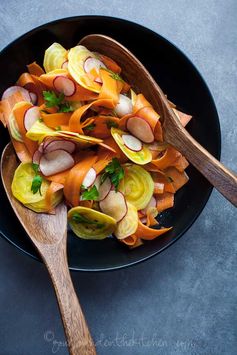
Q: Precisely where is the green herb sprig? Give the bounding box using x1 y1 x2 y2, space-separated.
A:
81 185 99 201
31 163 43 195
102 68 124 82
101 158 124 191
106 120 119 129
72 213 104 228
43 91 74 113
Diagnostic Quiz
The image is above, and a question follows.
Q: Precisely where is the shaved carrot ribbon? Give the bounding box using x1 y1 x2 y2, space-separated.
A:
164 167 189 192
135 220 172 240
121 234 138 246
99 54 121 74
152 171 175 193
93 149 115 175
69 99 117 133
11 138 31 163
27 62 45 76
45 181 63 212
41 112 72 129
146 209 159 227
173 155 189 172
47 169 71 185
17 72 45 105
133 93 152 112
85 115 120 139
64 154 97 207
99 137 128 163
156 192 174 212
146 146 181 171
98 68 120 108
0 91 27 126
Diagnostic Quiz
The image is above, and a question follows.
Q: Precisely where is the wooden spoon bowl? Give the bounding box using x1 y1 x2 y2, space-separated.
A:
79 34 237 207
1 143 96 355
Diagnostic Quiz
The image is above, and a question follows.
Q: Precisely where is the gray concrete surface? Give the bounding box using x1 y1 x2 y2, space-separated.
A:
0 1 236 354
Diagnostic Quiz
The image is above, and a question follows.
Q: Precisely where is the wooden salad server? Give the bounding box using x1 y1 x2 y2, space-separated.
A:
1 143 96 355
79 34 237 207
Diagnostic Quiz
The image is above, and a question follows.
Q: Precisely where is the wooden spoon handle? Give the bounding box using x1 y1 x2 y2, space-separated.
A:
165 124 237 206
41 244 96 355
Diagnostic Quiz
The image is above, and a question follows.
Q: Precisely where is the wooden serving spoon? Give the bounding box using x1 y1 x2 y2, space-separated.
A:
79 34 237 207
1 143 96 355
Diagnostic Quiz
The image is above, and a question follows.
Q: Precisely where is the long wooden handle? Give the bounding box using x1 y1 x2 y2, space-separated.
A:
41 243 96 355
165 122 237 206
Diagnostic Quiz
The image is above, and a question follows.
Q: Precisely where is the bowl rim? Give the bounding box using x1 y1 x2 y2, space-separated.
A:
0 15 221 272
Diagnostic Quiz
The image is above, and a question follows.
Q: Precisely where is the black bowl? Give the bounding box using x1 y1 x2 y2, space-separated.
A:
0 16 221 271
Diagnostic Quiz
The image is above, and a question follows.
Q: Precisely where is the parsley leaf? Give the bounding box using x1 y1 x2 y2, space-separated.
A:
85 123 96 131
43 91 64 107
31 163 42 195
72 213 105 228
106 120 118 129
81 185 99 201
31 175 43 195
101 158 124 191
58 102 74 113
102 68 124 82
43 91 74 113
32 163 39 174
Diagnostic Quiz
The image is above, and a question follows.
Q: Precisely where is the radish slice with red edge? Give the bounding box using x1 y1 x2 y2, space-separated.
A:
114 94 133 117
39 149 74 176
99 190 127 222
82 168 97 188
140 196 156 215
24 106 40 131
94 176 112 201
2 86 31 102
126 116 154 143
83 57 106 73
32 150 42 165
53 76 76 97
44 139 76 154
29 92 37 105
61 60 68 69
122 134 143 152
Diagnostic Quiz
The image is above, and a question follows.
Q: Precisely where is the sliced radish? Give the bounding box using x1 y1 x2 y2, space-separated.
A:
122 134 143 152
126 116 154 143
24 106 40 131
94 77 102 84
40 149 74 176
2 85 31 102
99 190 127 222
94 176 112 201
53 76 76 97
44 139 76 154
82 168 97 188
140 217 147 224
140 196 156 215
61 60 68 69
29 92 37 105
38 142 44 153
32 150 42 165
83 57 106 73
114 94 133 117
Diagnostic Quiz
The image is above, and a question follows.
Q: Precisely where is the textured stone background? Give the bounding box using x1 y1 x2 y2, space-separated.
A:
0 1 236 354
